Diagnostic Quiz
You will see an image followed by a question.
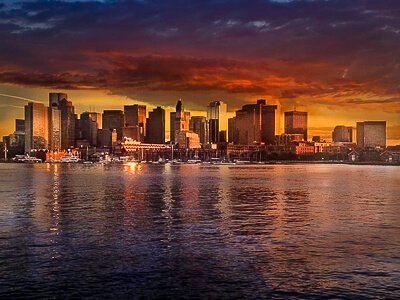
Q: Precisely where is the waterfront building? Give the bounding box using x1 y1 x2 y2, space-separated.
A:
103 110 124 140
207 101 228 143
79 112 101 146
170 99 190 143
189 116 208 146
228 117 237 143
176 130 201 149
124 104 146 142
24 102 48 153
146 106 165 144
276 133 304 145
356 121 386 148
284 110 308 141
48 93 76 150
232 99 280 145
97 129 112 149
332 125 353 143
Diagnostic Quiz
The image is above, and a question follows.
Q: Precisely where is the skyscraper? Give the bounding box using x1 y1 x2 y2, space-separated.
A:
170 99 190 143
207 101 228 143
146 106 165 144
189 116 208 145
80 112 101 146
48 93 65 150
356 121 386 148
103 110 124 140
124 105 146 142
284 110 308 141
262 103 281 144
24 102 48 153
59 98 76 149
231 99 280 145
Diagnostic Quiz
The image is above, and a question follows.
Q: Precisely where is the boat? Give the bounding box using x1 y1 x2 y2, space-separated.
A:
13 155 42 163
60 156 80 163
187 159 202 164
235 160 252 165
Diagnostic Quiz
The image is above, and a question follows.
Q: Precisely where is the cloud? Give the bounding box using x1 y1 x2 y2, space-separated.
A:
0 0 399 115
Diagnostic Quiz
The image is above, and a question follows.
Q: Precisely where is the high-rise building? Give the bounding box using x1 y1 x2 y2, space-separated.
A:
80 112 101 146
124 105 146 142
189 116 208 145
146 106 165 144
262 102 281 144
24 102 48 153
356 121 386 148
59 98 76 149
170 112 176 143
97 129 112 149
228 117 237 143
284 110 308 141
48 93 66 150
207 101 228 143
332 125 353 143
232 99 280 145
15 119 25 132
170 99 190 143
103 110 124 140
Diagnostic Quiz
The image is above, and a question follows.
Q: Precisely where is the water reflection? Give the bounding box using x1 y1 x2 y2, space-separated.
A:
0 164 399 298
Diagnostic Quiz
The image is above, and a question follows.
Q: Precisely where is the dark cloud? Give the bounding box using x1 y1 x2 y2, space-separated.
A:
0 0 400 112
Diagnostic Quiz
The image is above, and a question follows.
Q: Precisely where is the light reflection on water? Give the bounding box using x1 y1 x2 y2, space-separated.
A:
0 163 399 298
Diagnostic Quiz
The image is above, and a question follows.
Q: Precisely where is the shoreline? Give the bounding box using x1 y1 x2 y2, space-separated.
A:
0 160 399 167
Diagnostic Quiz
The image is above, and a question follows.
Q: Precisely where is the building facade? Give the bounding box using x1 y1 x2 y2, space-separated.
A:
124 105 146 142
332 125 353 143
25 102 48 153
189 116 208 146
356 121 386 148
146 106 165 144
207 101 228 143
284 110 308 141
103 110 124 140
231 99 280 145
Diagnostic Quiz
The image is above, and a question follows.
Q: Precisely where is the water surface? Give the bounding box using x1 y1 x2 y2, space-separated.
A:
0 163 399 298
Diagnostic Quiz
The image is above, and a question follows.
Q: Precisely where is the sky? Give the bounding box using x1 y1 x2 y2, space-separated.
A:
0 0 399 144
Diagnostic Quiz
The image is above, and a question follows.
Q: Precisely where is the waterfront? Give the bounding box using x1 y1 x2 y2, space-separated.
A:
0 164 399 298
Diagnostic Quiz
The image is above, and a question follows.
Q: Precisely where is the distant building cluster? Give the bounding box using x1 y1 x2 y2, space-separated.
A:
1 92 396 163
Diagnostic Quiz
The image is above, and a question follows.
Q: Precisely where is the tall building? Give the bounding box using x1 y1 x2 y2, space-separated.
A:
170 99 190 143
48 93 66 150
146 106 165 144
24 102 48 153
59 98 76 149
231 99 280 145
228 117 237 143
356 121 386 148
284 110 308 141
190 116 208 145
103 110 124 140
80 112 101 146
124 105 146 142
15 119 25 132
207 101 228 143
262 103 281 144
332 125 353 143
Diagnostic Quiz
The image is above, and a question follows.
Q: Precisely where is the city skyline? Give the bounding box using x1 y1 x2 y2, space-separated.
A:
0 0 400 145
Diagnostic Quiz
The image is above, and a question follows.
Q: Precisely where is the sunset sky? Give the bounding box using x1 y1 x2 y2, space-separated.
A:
0 0 399 144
